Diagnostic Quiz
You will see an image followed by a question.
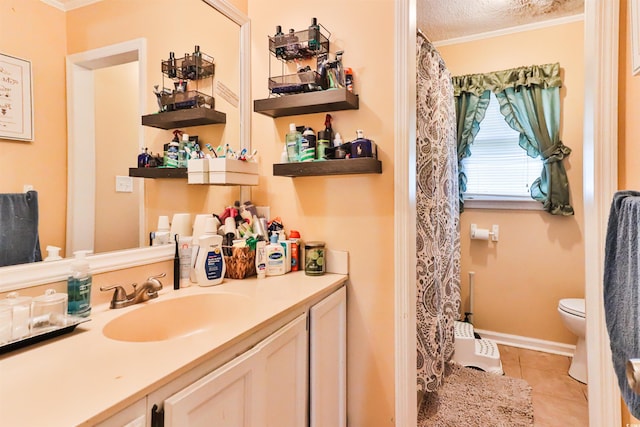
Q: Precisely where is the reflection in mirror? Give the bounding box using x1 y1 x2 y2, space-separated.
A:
0 0 250 292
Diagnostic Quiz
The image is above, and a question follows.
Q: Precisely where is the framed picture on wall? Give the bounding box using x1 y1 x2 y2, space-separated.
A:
0 53 34 141
632 0 640 75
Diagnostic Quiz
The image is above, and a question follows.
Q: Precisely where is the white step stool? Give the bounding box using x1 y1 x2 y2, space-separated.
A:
452 321 503 375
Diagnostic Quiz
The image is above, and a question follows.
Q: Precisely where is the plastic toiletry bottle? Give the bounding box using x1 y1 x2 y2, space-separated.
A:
303 127 316 148
289 230 301 272
274 25 285 59
255 241 267 279
308 17 320 50
345 67 354 93
316 130 330 160
286 123 301 162
167 51 177 78
67 250 92 317
280 239 292 273
178 133 189 168
194 218 226 286
44 245 63 262
265 234 286 276
280 143 289 163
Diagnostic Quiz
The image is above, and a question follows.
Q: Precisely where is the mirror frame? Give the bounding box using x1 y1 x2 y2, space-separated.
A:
0 0 251 293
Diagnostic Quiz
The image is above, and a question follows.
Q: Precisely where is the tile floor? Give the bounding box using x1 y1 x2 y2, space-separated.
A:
498 344 589 427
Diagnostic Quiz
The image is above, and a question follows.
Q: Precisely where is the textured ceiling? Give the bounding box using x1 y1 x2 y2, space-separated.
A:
418 0 584 42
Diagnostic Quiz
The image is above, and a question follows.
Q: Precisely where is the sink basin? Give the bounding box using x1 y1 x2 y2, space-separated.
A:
103 293 252 342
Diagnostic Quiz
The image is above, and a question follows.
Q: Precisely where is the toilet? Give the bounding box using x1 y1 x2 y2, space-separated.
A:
558 298 587 383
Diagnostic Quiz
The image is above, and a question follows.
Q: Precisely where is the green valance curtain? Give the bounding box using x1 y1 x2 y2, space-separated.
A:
452 63 574 216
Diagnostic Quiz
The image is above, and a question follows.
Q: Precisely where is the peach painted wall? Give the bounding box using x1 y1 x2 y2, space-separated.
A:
247 1 395 425
0 0 67 255
437 20 585 344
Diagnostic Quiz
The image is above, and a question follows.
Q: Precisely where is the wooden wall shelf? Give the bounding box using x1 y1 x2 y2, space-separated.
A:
129 167 188 179
254 89 359 118
141 108 226 130
273 158 381 177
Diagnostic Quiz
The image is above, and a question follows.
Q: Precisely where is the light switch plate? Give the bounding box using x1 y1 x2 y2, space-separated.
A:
115 175 133 193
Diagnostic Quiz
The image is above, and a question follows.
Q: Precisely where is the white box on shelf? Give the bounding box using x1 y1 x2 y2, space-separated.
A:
188 172 209 184
187 159 209 184
188 158 258 185
207 158 259 175
208 171 259 185
187 158 209 173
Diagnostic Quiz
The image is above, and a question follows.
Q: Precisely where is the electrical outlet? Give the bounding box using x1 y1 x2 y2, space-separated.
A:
115 175 133 193
23 184 34 192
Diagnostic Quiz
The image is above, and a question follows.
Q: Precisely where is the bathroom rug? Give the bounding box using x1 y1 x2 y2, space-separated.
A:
418 362 534 426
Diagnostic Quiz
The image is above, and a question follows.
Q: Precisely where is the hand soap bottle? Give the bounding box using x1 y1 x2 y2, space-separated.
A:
265 234 286 276
194 218 226 286
67 250 92 317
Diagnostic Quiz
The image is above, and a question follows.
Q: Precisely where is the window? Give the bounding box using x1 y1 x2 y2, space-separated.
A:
461 93 544 209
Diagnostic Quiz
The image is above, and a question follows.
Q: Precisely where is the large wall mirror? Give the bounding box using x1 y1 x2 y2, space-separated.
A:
0 0 251 292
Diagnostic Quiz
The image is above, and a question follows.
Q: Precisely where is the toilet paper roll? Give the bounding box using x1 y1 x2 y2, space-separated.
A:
471 228 490 240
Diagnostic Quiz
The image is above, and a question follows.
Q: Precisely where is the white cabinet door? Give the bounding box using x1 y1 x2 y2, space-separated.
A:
163 345 259 427
162 314 307 427
309 286 347 427
259 312 308 427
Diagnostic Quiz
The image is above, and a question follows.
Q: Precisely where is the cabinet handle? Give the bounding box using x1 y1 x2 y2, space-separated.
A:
151 404 164 427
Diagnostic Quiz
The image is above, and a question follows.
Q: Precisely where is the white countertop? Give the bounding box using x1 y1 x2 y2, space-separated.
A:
0 272 347 426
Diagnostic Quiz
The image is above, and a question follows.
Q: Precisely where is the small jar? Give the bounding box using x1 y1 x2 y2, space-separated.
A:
31 289 68 331
305 241 325 276
4 292 32 340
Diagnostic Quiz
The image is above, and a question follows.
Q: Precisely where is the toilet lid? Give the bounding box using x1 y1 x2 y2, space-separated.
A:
559 298 585 318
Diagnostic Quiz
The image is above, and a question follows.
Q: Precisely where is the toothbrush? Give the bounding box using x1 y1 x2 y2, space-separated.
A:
205 143 217 158
216 145 225 158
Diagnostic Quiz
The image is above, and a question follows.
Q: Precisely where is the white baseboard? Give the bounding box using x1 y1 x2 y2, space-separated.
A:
474 328 576 358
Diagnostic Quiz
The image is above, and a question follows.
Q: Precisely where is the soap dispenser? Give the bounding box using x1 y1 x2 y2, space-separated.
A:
67 250 92 317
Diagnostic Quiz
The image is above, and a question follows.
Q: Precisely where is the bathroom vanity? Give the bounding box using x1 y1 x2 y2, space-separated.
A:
0 272 347 426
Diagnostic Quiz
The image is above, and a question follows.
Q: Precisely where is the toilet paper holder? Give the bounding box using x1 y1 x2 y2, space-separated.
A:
470 224 499 242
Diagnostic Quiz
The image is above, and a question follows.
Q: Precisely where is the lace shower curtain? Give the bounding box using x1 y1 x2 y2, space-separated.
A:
416 30 461 394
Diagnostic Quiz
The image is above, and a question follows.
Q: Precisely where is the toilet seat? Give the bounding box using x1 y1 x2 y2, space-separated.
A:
559 298 585 318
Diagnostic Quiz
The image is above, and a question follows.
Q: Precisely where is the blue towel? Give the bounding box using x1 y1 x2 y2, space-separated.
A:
604 190 640 418
0 191 42 267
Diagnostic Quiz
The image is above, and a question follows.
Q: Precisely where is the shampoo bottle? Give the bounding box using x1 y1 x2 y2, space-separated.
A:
265 234 285 276
194 218 226 286
67 250 92 317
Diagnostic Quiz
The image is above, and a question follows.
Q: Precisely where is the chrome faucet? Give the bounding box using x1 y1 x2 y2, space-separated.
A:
100 273 166 309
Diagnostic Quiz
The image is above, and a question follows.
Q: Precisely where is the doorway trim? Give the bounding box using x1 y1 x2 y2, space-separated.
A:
66 38 147 254
583 0 621 425
394 1 621 425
